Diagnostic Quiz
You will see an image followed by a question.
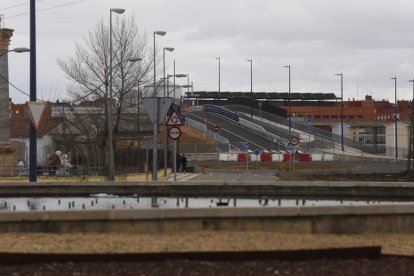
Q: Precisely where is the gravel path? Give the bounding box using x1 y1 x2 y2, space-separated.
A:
0 231 414 256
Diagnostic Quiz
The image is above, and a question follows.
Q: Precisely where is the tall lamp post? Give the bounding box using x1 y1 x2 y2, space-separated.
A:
107 8 125 181
409 78 414 170
284 65 291 139
128 57 142 136
152 31 166 181
162 47 174 177
216 57 221 104
335 73 344 152
246 59 253 93
391 77 398 159
163 47 174 97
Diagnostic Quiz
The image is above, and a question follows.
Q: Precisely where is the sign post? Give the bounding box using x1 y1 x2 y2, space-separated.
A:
243 143 249 172
166 111 184 181
143 97 173 181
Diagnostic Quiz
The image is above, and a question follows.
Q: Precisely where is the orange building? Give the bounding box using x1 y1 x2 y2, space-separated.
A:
282 95 412 130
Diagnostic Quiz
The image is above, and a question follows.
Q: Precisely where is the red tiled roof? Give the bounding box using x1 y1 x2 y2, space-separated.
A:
9 102 63 137
10 117 63 137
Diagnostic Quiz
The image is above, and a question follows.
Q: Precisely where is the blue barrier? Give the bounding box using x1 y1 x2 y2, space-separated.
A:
203 105 240 123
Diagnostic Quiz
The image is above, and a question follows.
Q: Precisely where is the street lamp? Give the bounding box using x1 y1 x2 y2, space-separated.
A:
246 59 253 93
107 8 125 181
216 57 221 104
409 78 414 170
127 58 142 136
152 31 166 181
284 65 291 139
163 47 174 97
0 47 30 58
335 73 344 152
162 46 174 178
391 77 398 159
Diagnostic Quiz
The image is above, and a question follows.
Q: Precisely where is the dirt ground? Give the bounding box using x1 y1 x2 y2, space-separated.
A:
1 231 414 275
0 231 413 256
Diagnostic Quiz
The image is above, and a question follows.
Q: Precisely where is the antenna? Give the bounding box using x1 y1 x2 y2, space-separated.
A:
0 14 4 28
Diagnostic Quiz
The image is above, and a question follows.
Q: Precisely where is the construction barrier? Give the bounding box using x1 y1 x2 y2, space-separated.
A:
237 153 248 162
271 154 284 162
299 153 312 161
215 152 333 162
260 153 272 161
219 153 238 162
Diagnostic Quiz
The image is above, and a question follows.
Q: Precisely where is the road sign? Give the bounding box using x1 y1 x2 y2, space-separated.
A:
243 143 250 150
290 136 299 146
166 109 184 126
286 142 294 152
306 116 312 124
143 97 173 125
254 149 261 156
307 127 312 133
168 126 181 140
26 101 47 130
213 125 221 133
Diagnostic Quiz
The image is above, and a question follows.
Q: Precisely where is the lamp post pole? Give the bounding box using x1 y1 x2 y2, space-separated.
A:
391 77 398 159
247 59 252 92
29 0 37 182
284 65 291 139
336 73 344 152
163 47 174 177
409 78 414 171
216 57 221 104
152 31 166 181
107 8 125 181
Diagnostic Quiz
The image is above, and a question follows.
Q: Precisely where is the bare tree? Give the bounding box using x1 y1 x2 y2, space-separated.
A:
57 15 154 149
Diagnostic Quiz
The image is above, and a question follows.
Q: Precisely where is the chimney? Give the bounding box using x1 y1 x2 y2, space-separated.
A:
0 28 14 143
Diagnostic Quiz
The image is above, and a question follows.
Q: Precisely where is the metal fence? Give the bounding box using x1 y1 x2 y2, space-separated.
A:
1 139 411 178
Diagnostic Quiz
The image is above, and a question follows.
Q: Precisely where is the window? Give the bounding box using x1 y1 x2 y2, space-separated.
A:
348 115 355 119
356 115 363 119
323 115 329 119
331 115 338 119
314 115 321 119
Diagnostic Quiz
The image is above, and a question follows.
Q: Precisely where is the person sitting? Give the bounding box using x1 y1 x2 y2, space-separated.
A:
181 154 187 173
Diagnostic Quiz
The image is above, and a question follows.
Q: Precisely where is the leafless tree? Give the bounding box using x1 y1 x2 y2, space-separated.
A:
57 15 155 150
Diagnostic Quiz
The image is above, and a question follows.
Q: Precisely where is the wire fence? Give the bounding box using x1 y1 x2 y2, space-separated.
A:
0 140 411 178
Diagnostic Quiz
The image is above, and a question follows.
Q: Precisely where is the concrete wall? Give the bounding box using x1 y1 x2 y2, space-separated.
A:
1 205 414 234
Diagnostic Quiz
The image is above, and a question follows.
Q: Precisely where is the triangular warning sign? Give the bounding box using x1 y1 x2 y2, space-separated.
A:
26 101 47 130
166 110 183 126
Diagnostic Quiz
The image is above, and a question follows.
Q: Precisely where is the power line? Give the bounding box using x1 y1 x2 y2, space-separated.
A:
5 0 87 19
0 0 45 11
0 72 46 102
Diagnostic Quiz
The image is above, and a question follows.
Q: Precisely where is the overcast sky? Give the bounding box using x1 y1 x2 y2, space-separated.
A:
2 0 414 103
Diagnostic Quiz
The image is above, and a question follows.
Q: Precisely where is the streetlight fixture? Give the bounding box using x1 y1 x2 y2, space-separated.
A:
335 73 344 152
284 65 291 139
152 30 166 181
391 77 398 159
246 59 253 93
0 47 30 58
107 8 126 181
216 57 221 104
